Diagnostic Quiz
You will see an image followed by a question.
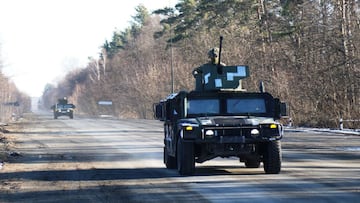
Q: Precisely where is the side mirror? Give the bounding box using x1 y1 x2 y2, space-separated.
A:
153 102 164 121
274 99 288 119
280 102 288 117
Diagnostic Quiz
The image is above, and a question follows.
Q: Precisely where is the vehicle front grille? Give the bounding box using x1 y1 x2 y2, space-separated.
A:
213 118 248 125
205 126 253 137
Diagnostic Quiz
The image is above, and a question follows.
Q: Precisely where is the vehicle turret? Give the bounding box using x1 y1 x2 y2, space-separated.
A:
192 36 250 92
57 97 68 105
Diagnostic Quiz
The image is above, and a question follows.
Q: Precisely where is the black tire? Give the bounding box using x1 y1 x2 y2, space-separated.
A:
245 158 261 168
263 140 282 174
54 114 58 119
177 138 195 175
164 147 177 169
69 113 74 119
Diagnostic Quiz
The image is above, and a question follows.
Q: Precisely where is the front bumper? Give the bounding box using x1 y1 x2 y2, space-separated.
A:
181 124 283 143
55 110 73 116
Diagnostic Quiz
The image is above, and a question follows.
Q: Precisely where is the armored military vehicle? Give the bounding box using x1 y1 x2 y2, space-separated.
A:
154 37 287 175
51 97 76 119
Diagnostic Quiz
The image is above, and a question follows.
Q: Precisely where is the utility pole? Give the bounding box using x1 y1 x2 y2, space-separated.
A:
170 5 174 93
170 27 174 93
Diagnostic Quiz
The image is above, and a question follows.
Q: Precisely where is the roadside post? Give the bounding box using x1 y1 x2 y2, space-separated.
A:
339 118 343 130
339 117 360 131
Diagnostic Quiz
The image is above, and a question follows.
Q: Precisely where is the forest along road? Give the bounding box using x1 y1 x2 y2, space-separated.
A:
0 113 359 203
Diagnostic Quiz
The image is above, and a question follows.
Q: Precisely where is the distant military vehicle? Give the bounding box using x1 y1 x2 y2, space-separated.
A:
154 37 287 175
51 97 76 119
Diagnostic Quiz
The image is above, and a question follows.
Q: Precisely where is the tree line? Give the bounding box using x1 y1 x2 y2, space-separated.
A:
41 0 359 128
0 47 31 122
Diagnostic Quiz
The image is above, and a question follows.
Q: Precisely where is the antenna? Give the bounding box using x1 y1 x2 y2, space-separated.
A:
217 36 223 74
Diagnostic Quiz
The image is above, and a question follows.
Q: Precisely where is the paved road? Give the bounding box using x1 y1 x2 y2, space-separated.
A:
0 113 359 202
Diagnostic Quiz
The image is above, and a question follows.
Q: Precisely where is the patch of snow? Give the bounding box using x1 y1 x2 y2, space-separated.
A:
285 127 360 136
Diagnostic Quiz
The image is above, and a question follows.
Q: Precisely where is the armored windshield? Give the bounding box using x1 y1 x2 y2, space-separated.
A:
227 98 266 114
186 95 269 116
57 104 75 109
187 99 220 114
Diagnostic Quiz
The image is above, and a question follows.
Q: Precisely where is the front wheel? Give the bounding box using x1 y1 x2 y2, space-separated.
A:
177 138 195 175
164 147 177 169
263 140 282 174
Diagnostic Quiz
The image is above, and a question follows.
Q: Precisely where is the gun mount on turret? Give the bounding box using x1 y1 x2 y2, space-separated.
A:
192 36 250 92
154 36 288 175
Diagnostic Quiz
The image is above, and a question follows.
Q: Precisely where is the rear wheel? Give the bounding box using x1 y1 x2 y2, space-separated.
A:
177 138 195 175
263 140 282 174
164 147 177 169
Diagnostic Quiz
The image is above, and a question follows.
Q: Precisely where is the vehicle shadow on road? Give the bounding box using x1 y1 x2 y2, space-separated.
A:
0 165 266 182
194 165 265 176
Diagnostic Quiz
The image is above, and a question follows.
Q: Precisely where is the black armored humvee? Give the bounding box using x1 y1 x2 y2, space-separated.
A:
51 97 76 119
154 38 287 175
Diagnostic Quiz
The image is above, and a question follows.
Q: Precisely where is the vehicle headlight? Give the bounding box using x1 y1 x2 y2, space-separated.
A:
205 130 214 136
251 129 260 137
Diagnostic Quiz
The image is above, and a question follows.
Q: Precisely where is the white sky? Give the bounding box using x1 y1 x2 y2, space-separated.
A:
0 0 176 97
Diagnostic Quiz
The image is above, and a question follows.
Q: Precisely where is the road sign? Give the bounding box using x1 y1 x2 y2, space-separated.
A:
98 101 113 105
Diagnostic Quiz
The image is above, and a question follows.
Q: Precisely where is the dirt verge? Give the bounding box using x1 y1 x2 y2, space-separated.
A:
0 133 7 162
0 120 24 165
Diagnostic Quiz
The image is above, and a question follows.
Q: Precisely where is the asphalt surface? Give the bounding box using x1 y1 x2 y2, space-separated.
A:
0 112 359 202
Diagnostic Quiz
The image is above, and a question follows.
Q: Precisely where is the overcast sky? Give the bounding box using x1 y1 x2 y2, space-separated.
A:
0 0 176 97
